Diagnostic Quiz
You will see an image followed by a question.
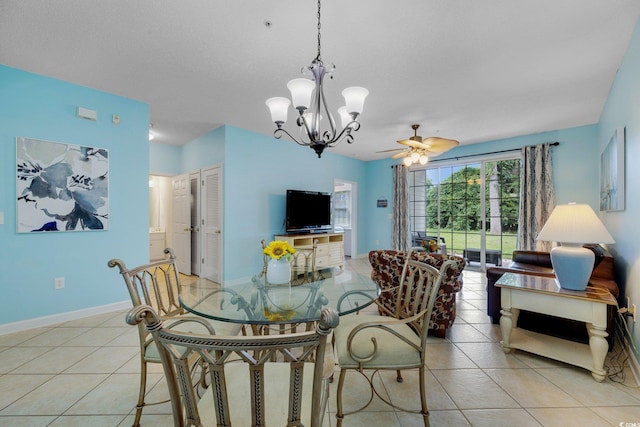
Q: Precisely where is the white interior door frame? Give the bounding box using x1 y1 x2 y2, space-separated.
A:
172 174 191 275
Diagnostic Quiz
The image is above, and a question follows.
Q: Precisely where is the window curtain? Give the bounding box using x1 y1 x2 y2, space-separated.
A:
518 143 555 251
392 164 410 251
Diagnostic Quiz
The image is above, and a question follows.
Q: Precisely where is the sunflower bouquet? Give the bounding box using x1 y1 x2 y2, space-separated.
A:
263 240 296 261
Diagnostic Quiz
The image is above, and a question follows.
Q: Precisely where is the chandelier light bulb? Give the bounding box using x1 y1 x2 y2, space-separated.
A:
337 106 351 129
410 152 420 162
403 156 413 167
342 87 369 115
419 155 429 165
287 78 315 111
266 97 291 124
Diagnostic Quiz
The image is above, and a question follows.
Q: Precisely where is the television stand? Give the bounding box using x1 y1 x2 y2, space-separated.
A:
275 232 344 270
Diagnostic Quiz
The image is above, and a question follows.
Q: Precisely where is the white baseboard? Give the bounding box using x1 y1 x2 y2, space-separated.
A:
626 339 640 386
0 300 131 336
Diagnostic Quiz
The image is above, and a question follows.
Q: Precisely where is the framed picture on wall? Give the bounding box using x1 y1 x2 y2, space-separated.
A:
16 137 109 232
599 127 625 211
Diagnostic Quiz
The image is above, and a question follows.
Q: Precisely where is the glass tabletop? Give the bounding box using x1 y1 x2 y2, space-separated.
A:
179 271 380 325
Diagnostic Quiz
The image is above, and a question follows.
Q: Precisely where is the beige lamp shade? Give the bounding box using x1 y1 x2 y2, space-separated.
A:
536 203 614 291
536 203 615 244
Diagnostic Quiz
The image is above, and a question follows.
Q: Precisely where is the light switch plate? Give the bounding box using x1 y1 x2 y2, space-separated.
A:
0 211 4 224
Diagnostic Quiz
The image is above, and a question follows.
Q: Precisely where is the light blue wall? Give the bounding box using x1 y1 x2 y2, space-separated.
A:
182 125 226 172
0 65 149 325
597 17 640 363
150 142 182 175
363 124 599 250
165 125 369 280
363 158 395 250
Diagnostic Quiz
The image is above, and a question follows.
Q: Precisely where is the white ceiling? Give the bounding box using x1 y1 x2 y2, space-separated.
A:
1 0 638 161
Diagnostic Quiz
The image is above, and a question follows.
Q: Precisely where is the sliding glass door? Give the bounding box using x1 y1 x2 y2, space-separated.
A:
409 156 520 270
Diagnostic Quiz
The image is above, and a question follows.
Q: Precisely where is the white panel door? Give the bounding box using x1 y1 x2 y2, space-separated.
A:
172 174 191 275
201 166 222 282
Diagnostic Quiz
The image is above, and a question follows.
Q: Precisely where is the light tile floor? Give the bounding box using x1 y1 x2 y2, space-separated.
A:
1 257 639 426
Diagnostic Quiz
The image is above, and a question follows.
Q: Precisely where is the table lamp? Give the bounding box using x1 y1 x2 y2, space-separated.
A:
536 203 615 290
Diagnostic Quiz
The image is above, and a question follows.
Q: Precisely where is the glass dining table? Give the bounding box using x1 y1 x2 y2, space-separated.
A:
178 271 379 332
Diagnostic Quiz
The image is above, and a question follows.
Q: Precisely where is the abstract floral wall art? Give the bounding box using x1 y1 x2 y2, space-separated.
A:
16 137 109 232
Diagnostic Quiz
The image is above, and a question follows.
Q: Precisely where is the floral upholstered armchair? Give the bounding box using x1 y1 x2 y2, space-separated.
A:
369 249 466 338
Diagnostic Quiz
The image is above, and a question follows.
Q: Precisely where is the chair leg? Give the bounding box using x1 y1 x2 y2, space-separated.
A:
419 366 430 427
396 369 403 382
335 368 347 427
132 358 148 427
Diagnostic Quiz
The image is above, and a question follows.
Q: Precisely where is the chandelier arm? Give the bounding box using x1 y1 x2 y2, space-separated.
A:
297 114 315 144
319 84 337 142
272 127 310 148
323 121 358 147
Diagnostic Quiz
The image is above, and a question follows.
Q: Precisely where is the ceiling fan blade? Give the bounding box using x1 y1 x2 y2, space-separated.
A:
397 139 424 149
391 151 408 159
376 148 405 153
422 137 459 152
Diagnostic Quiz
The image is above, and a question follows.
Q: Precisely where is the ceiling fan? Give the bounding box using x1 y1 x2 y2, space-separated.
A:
378 124 459 166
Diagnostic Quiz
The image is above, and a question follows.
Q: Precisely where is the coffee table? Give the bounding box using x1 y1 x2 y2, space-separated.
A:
495 272 616 382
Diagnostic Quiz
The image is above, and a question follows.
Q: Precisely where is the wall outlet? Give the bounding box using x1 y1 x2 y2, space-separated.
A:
54 277 65 289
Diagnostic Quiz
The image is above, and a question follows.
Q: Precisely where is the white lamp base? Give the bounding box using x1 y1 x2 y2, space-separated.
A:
550 244 594 291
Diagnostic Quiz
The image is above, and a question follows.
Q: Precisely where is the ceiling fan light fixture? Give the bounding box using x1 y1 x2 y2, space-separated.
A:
419 155 429 165
403 156 413 167
410 152 420 162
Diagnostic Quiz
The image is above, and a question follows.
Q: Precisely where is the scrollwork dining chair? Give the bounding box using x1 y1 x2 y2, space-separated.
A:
126 303 339 427
333 253 458 427
290 238 320 285
108 248 242 427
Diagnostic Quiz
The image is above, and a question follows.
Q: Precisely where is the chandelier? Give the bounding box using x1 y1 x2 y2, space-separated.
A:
265 0 369 158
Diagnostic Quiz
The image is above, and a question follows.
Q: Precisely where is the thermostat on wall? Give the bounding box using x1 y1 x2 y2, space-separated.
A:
77 107 97 121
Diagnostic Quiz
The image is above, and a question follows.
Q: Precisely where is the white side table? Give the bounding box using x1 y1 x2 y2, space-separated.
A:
495 272 616 382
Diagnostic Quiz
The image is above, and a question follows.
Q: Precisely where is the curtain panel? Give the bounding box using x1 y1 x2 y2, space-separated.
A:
518 143 555 251
392 164 410 251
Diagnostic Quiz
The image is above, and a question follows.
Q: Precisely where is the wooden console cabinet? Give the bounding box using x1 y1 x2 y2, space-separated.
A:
274 233 344 270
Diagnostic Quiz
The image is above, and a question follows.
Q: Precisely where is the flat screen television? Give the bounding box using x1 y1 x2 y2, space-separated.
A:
286 189 332 234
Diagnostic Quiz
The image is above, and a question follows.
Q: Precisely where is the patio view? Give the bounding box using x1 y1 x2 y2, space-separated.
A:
409 158 520 268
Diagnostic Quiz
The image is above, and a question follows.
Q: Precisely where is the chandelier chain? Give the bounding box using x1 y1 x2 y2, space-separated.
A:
316 0 322 61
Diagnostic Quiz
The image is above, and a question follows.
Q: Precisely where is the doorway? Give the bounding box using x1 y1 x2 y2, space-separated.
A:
334 179 357 257
150 164 223 281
